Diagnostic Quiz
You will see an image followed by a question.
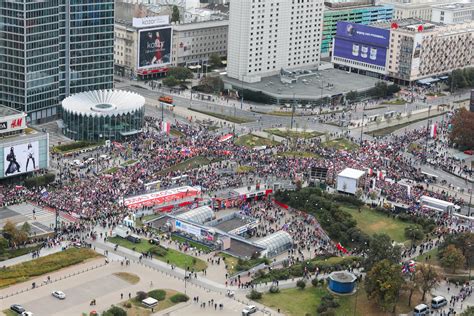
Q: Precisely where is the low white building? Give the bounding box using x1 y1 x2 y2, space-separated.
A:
337 168 366 195
431 3 474 25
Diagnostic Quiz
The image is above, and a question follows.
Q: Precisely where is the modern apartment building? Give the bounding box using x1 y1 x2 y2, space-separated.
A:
378 0 454 21
322 2 393 57
227 0 324 83
0 0 114 123
431 3 474 25
114 18 227 79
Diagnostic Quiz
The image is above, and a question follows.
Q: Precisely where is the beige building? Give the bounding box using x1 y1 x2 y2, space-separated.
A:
378 0 454 20
384 20 474 83
431 3 474 25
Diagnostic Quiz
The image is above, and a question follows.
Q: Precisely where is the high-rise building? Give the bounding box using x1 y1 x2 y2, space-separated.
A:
0 0 114 123
227 0 324 83
322 2 393 57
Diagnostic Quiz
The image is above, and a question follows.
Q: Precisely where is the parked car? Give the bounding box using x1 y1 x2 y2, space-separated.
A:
464 150 473 155
10 304 25 314
126 234 141 244
242 305 257 315
21 312 34 316
149 238 160 245
52 290 66 300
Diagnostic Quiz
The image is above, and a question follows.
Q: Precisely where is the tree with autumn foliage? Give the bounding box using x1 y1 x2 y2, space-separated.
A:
449 108 474 150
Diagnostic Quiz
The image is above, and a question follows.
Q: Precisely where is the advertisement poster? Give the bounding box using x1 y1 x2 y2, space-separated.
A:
138 27 172 69
4 141 39 177
333 21 390 67
411 33 423 77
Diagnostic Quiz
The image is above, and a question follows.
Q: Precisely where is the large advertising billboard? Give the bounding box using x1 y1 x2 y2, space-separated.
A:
4 141 39 177
138 27 172 70
333 21 390 67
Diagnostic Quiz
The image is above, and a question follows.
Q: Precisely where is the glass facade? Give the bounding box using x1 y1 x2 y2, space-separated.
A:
0 0 114 123
62 107 144 141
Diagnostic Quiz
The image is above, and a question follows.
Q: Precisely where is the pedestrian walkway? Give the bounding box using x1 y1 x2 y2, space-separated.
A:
0 242 67 267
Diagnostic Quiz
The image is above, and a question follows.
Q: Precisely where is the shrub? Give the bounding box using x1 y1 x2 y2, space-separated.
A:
170 293 189 303
24 173 55 188
150 246 168 257
269 285 280 294
123 302 132 308
148 289 166 301
296 279 306 290
54 141 100 153
246 289 263 300
136 291 148 301
103 306 127 316
311 278 319 287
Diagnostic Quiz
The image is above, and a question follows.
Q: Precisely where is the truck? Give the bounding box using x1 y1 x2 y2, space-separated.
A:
419 196 461 214
159 95 173 104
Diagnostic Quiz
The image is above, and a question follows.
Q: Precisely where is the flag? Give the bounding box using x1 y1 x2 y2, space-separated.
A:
218 134 234 142
161 121 170 134
336 242 348 254
367 168 373 176
40 188 49 198
430 123 437 138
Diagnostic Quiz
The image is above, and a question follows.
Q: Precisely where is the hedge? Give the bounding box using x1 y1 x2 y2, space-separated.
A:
24 173 55 188
53 141 102 153
169 293 189 303
148 289 166 301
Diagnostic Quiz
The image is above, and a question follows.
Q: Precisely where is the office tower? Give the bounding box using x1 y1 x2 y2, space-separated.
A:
0 0 114 122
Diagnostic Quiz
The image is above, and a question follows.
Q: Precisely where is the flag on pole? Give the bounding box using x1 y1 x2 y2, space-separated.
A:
336 242 348 254
367 168 373 176
430 123 437 138
161 121 170 134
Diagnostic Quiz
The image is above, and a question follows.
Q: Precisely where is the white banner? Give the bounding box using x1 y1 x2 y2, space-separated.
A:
4 141 39 177
133 16 170 28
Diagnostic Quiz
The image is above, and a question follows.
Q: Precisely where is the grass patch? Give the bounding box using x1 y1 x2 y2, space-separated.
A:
381 98 406 105
415 248 440 266
170 128 185 137
257 287 328 316
24 127 36 135
322 138 359 151
219 253 240 275
368 112 445 137
136 214 162 227
276 151 319 158
108 236 207 271
103 166 119 174
341 206 410 243
52 141 103 154
188 108 254 124
0 248 99 288
2 310 17 316
236 165 255 173
235 134 279 148
0 244 43 262
171 235 212 252
158 156 211 175
122 159 138 166
426 92 446 97
121 289 181 316
265 129 323 139
114 272 140 284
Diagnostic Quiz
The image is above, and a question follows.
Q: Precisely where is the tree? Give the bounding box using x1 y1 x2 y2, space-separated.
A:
0 236 8 254
2 220 17 244
440 232 474 268
364 234 402 270
387 84 401 96
415 264 441 301
21 222 31 235
449 108 474 150
197 76 224 94
171 5 180 23
461 306 474 315
354 188 363 200
346 90 358 104
162 76 179 87
167 67 193 82
402 278 417 307
246 289 262 299
365 259 404 312
373 82 388 98
440 244 465 273
103 306 127 316
208 53 222 68
296 279 306 290
404 225 424 244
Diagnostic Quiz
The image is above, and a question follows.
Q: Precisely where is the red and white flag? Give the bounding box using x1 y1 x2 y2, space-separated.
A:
161 121 170 134
430 123 437 138
367 168 373 176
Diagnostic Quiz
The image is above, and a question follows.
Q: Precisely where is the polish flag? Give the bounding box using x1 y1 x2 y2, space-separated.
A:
336 242 348 254
161 121 170 134
430 123 437 138
378 170 385 180
367 168 373 176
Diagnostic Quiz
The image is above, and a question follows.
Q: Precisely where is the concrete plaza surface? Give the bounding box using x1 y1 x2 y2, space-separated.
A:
0 258 276 316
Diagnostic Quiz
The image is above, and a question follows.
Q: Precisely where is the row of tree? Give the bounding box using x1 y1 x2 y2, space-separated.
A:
447 67 474 90
0 220 31 252
346 82 401 103
449 108 474 150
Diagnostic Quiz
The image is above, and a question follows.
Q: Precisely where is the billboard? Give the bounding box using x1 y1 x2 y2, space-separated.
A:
138 27 172 70
333 21 390 67
4 141 39 177
411 33 423 77
133 16 169 28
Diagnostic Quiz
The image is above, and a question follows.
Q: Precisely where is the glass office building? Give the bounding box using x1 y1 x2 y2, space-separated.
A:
62 90 145 141
0 0 114 123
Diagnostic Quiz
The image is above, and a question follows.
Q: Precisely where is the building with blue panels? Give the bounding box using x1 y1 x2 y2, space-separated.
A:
328 271 357 294
322 2 393 57
0 0 114 123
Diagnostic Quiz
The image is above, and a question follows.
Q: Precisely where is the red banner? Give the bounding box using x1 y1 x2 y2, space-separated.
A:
123 186 200 209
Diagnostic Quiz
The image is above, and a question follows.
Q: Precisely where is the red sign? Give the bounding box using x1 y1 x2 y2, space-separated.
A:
123 186 201 209
10 118 22 129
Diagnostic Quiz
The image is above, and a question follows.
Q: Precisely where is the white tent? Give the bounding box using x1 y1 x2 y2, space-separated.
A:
337 168 365 194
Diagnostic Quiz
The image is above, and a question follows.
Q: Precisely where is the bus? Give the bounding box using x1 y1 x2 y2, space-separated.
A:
159 95 173 104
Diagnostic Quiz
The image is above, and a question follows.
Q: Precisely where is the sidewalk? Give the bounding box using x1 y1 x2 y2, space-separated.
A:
0 242 68 267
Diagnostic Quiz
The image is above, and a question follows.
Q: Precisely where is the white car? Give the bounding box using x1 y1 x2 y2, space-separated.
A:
52 290 66 300
242 305 257 315
21 312 34 316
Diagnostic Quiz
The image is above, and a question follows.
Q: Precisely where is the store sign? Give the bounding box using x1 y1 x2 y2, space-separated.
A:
175 220 201 237
0 114 26 133
133 16 170 28
0 122 7 130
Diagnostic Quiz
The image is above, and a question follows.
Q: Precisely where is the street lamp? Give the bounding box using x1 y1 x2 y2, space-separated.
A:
360 104 367 145
291 93 296 130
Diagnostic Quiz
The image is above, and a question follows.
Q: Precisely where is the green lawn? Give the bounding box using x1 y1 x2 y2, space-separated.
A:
0 248 99 288
381 98 406 105
135 213 162 227
122 159 138 166
188 108 254 124
158 156 211 175
0 244 43 262
341 206 410 243
52 141 103 154
108 236 207 271
235 134 280 148
322 138 359 151
121 289 183 316
170 128 185 137
171 235 212 252
368 112 445 137
276 151 319 158
415 248 440 266
219 253 240 275
265 129 323 139
103 166 119 174
2 310 17 316
257 287 328 316
236 165 256 173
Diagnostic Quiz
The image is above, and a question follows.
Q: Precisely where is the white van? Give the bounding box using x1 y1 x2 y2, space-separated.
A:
414 303 430 316
431 296 447 309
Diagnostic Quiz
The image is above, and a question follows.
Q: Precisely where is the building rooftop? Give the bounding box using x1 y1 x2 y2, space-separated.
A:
115 17 228 30
329 271 357 283
431 2 474 10
370 18 443 30
325 4 393 11
0 105 21 117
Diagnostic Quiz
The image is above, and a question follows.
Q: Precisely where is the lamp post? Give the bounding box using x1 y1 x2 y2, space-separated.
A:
291 93 296 130
360 104 367 145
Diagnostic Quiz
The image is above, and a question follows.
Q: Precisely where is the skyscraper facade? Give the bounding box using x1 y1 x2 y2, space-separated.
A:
0 0 114 123
227 0 324 83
